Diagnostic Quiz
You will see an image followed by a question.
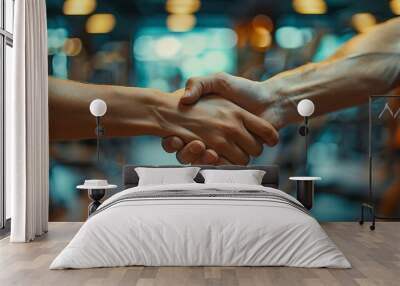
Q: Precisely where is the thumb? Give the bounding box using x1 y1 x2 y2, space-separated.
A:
180 73 229 105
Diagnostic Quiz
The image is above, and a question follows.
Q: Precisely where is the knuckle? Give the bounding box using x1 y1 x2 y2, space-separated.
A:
214 72 229 89
215 72 228 81
215 108 229 119
199 80 207 91
233 108 244 118
185 77 196 88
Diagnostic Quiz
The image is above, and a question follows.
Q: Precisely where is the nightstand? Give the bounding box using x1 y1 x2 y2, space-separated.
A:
289 177 321 210
77 180 117 216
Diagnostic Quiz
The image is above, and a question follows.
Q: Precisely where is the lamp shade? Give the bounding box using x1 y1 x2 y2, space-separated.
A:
90 99 107 117
297 99 315 117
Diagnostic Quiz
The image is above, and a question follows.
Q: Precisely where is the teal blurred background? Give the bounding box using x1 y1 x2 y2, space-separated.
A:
46 0 400 221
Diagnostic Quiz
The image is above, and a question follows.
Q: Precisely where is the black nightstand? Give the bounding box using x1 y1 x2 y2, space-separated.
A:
289 177 321 210
77 181 117 216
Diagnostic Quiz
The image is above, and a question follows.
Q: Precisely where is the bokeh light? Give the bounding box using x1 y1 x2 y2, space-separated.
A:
207 28 237 49
48 28 68 55
63 0 96 16
166 0 201 14
52 53 68 79
390 0 400 15
252 15 274 32
133 35 155 61
250 27 272 51
203 51 231 73
155 36 182 59
293 0 327 15
181 56 205 78
86 14 116 34
133 28 236 87
276 26 303 49
181 34 207 55
63 38 82 56
167 14 196 32
313 34 348 62
352 13 377 33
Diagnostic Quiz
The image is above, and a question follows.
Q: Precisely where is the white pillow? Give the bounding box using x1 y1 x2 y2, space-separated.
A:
135 167 201 186
200 169 266 185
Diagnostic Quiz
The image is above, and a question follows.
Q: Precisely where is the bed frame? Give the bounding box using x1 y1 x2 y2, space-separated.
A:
122 165 279 189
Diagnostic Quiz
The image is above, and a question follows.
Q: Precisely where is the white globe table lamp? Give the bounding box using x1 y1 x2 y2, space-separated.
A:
90 99 107 117
89 99 107 162
297 99 315 174
297 99 315 117
76 99 113 217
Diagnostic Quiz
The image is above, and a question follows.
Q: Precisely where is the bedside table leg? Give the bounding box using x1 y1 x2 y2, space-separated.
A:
297 181 314 210
88 189 105 216
88 201 102 216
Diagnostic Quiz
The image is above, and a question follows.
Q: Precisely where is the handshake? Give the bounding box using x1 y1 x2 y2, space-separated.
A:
49 71 292 164
158 72 285 165
50 17 400 163
49 71 299 165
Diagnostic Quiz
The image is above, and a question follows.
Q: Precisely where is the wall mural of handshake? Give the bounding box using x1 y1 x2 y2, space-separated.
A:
49 17 400 166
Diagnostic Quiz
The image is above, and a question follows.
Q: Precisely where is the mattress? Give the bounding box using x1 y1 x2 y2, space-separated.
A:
50 183 351 269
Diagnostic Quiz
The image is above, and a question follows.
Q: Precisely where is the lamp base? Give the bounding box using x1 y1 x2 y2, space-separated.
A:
88 189 105 216
359 203 375 231
296 180 314 210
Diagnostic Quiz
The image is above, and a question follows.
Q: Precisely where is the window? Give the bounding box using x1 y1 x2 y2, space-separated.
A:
1 0 14 230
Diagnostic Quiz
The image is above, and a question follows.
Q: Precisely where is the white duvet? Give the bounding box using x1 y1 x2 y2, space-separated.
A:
50 183 351 269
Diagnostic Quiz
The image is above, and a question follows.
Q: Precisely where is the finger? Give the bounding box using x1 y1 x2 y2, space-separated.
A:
181 76 208 105
176 140 207 164
225 123 264 157
216 156 233 165
213 140 250 165
200 149 219 165
191 158 205 165
162 136 184 153
190 150 219 165
241 113 279 147
181 73 228 105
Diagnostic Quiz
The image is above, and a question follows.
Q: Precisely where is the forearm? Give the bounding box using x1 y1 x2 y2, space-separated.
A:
49 77 168 140
264 54 400 127
261 17 400 129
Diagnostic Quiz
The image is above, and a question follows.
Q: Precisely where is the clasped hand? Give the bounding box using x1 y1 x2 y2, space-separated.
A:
162 72 280 165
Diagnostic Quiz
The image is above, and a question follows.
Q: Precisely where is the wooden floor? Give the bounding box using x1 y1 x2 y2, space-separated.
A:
0 222 399 286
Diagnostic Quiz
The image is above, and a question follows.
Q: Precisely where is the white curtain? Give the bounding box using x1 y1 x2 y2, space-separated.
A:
7 0 49 242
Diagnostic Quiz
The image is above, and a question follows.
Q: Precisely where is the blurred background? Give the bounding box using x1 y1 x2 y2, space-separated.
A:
46 0 400 221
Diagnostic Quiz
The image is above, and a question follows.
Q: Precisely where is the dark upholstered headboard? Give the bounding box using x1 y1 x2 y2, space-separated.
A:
123 165 279 189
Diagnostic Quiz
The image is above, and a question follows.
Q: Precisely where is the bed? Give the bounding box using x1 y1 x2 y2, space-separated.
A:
50 165 350 269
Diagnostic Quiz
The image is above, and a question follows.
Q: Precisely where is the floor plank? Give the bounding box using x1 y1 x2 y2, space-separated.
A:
0 222 398 286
